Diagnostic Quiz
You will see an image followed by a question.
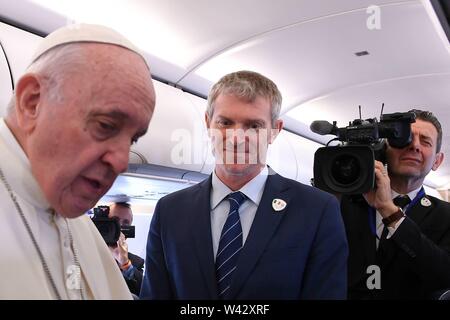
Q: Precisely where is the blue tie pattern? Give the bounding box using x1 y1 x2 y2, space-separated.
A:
216 191 247 298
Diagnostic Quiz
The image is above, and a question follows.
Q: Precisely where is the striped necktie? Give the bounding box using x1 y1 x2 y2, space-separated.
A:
215 191 247 299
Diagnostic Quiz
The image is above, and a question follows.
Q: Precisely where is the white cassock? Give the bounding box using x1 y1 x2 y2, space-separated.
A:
0 118 132 300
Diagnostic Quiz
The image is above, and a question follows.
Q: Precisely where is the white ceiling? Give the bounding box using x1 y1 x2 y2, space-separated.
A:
1 0 449 188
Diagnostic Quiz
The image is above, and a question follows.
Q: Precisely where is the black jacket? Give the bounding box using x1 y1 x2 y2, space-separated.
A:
341 193 450 299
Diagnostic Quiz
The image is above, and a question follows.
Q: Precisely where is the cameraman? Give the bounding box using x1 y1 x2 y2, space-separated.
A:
108 202 144 297
341 109 450 299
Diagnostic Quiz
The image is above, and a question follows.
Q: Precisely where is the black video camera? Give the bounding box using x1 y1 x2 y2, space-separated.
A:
91 205 135 246
311 112 416 194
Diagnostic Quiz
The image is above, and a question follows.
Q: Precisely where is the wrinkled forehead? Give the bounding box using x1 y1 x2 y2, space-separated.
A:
412 119 438 141
214 94 271 116
81 44 155 109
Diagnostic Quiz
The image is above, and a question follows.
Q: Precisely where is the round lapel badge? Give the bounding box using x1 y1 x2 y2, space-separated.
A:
420 197 431 207
272 198 287 212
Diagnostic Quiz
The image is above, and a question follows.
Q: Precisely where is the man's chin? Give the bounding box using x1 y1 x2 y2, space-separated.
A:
56 198 97 219
393 168 424 179
221 163 261 176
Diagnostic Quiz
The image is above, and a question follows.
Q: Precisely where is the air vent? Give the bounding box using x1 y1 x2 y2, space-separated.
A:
354 51 369 57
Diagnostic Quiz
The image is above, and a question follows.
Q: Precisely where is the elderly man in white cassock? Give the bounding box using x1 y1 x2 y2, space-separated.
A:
0 23 156 299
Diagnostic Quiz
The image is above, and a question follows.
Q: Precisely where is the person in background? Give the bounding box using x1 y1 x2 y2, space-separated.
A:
341 109 450 299
108 202 144 297
141 70 348 300
0 23 156 299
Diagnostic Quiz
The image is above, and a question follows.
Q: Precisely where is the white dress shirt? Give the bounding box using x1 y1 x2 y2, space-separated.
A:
210 166 268 259
375 186 422 248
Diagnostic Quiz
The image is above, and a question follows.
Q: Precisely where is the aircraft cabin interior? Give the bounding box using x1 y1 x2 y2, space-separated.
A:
1 0 450 299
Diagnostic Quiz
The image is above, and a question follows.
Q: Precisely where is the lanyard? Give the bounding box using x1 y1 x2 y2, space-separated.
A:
368 187 426 238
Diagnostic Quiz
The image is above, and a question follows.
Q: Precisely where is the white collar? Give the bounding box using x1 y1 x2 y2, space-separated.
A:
211 166 269 210
0 118 50 210
391 185 423 202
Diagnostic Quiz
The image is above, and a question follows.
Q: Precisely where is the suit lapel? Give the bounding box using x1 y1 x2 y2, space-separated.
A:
379 195 434 270
228 173 289 299
189 176 219 299
407 195 434 226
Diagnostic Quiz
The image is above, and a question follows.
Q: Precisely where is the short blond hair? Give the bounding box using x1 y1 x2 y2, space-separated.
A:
206 70 282 125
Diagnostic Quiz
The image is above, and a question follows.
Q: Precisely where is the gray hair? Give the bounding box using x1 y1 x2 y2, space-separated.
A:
7 43 87 115
206 70 282 126
408 109 443 153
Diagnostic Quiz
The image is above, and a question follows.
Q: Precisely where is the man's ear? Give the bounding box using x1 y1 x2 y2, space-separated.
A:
432 152 444 171
205 112 213 139
269 119 283 144
14 74 42 133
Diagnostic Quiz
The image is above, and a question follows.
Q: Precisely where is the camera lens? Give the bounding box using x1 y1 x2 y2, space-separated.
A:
330 154 360 186
314 145 374 194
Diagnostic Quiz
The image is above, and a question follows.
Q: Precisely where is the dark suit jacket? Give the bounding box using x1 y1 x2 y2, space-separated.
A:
140 171 348 299
123 252 144 296
341 194 450 299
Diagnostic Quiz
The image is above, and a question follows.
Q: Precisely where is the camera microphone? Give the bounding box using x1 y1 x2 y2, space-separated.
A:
310 120 336 135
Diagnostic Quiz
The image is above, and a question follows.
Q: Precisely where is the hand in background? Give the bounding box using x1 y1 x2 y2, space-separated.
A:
109 232 129 266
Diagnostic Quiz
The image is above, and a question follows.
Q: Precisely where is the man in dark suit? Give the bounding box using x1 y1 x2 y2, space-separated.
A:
108 202 144 297
341 109 450 299
140 70 348 300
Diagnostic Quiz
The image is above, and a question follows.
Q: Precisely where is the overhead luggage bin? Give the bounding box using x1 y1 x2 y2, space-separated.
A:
131 80 208 172
0 22 41 85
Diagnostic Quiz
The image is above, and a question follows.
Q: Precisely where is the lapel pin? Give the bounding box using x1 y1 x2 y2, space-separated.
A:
420 197 431 207
272 198 287 212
